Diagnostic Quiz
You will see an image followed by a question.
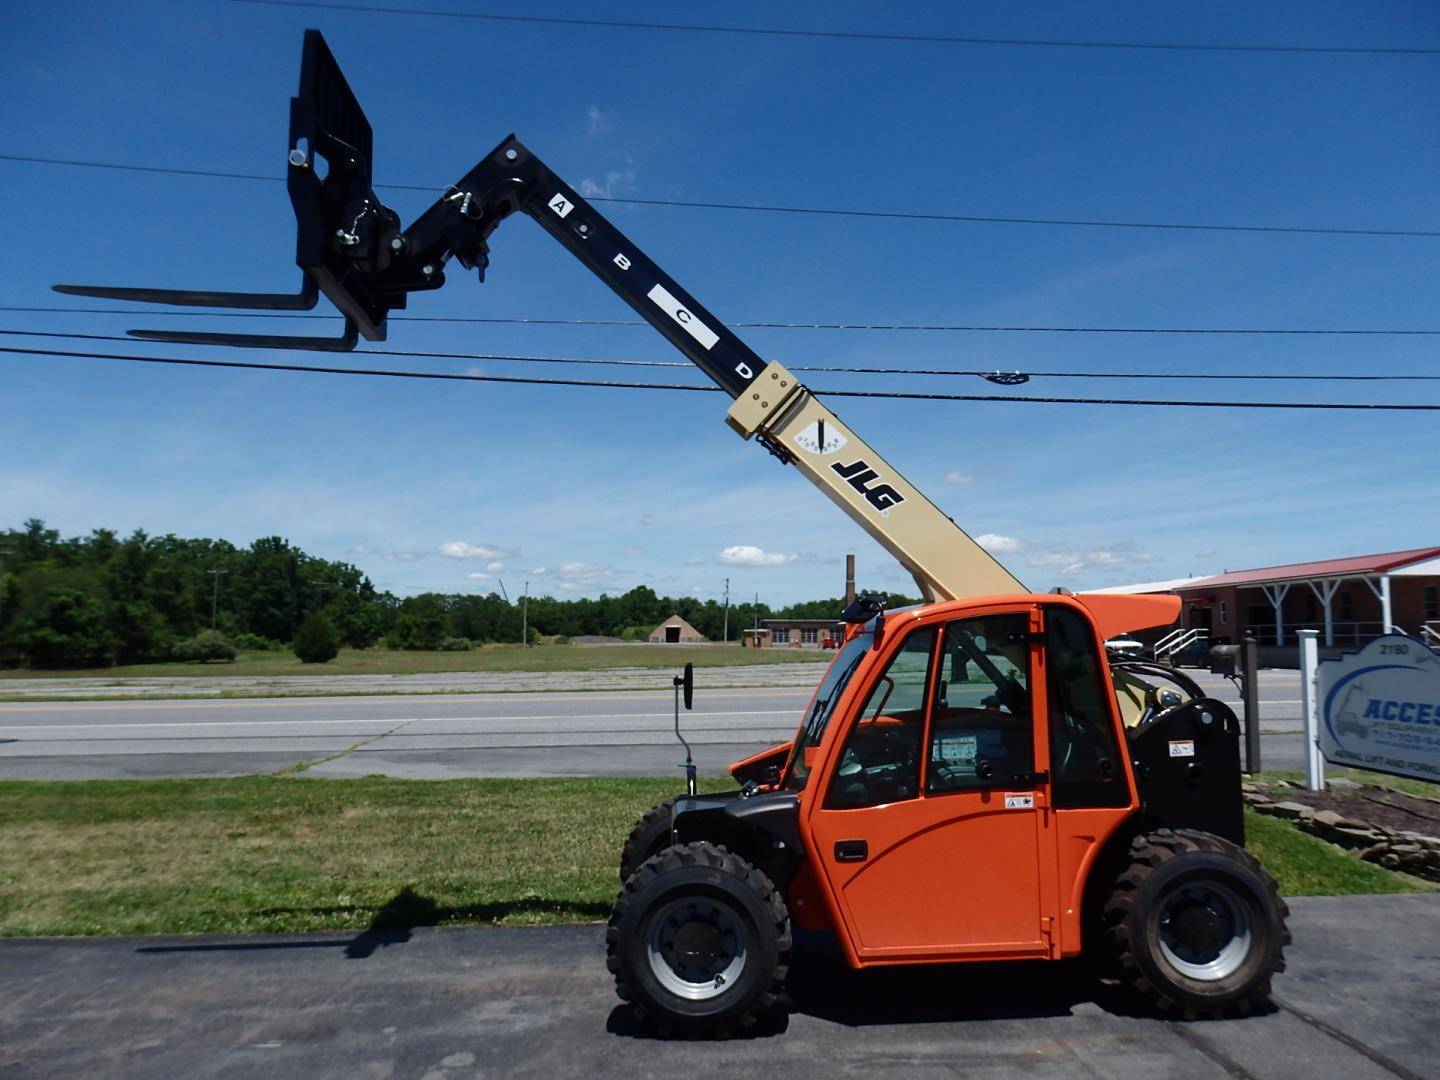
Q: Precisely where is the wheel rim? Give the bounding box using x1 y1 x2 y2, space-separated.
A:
1156 880 1253 982
646 896 747 1001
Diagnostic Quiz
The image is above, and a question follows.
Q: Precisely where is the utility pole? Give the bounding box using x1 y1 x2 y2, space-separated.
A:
522 580 529 647
206 568 228 629
722 577 730 644
308 578 334 611
753 592 760 631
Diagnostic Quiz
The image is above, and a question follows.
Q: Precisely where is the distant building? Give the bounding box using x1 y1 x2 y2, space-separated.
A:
1094 546 1440 662
740 628 772 648
648 614 705 644
760 618 844 649
1170 547 1440 649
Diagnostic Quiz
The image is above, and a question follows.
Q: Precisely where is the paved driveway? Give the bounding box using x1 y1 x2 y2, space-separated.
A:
2 893 1434 1079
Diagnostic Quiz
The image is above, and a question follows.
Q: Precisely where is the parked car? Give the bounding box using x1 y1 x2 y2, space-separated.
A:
1104 635 1147 661
1167 637 1216 668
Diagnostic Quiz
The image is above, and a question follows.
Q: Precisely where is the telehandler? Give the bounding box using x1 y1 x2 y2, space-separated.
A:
59 30 1289 1037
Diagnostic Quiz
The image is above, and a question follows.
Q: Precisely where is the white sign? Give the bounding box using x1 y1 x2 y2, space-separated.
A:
646 283 719 350
546 193 574 218
1168 740 1195 758
1004 793 1034 810
1317 634 1440 783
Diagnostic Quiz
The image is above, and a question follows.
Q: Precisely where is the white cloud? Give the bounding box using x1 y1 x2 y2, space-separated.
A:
719 545 803 567
467 571 491 582
620 546 644 557
485 561 505 572
550 560 620 593
586 104 617 135
579 157 636 199
1026 544 1159 578
438 541 512 560
685 557 706 566
530 566 548 576
348 545 423 562
976 533 1026 554
945 472 974 485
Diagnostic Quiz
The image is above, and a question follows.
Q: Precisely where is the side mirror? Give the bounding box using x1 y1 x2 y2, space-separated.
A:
682 662 694 710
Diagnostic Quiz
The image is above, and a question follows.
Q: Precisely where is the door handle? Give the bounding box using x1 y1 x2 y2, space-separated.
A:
834 839 868 862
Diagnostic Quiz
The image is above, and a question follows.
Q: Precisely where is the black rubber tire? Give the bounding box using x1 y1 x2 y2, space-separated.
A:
1104 829 1290 1018
606 841 791 1037
619 798 678 883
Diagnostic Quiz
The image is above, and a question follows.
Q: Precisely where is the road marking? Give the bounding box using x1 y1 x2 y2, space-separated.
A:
0 709 801 732
0 687 812 712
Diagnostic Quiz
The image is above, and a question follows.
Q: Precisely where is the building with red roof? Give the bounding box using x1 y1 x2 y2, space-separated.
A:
1168 546 1440 651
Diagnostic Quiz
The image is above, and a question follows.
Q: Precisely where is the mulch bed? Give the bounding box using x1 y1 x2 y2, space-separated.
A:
1265 783 1440 836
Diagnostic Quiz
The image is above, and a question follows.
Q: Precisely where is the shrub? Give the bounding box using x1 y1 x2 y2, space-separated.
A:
292 613 340 664
172 629 237 662
232 632 284 652
436 636 474 652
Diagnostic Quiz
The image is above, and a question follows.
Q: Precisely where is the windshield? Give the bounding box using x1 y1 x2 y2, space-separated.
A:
785 632 872 789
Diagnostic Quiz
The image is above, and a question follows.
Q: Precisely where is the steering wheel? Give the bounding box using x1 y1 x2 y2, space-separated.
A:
835 728 919 803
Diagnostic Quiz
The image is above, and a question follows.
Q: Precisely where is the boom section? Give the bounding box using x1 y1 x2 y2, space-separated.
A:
416 137 1022 601
408 136 767 400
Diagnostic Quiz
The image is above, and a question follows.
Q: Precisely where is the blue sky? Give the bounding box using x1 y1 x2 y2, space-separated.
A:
2 1 1437 604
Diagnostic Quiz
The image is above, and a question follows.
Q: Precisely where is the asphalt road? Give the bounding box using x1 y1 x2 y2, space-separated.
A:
3 893 1435 1079
0 670 1309 781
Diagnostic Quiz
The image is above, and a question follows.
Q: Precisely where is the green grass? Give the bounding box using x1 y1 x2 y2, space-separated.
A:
0 775 728 938
0 643 827 681
0 777 1424 939
1242 809 1425 896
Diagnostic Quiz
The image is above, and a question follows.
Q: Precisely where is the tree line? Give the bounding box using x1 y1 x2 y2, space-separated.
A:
0 520 905 668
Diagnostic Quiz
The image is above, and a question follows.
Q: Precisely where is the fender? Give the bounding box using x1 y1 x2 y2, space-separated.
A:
672 790 804 890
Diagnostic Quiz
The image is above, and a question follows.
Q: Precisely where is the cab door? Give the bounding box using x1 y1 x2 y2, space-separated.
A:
804 608 1055 962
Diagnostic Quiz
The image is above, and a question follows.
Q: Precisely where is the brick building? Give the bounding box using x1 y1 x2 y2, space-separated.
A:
761 618 844 648
1095 547 1440 661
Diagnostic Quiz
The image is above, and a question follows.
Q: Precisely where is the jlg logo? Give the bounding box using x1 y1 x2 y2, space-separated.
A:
832 459 905 512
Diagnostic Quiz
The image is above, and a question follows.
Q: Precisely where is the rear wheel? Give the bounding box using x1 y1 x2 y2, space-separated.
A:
1104 829 1289 1018
606 841 790 1037
619 798 678 883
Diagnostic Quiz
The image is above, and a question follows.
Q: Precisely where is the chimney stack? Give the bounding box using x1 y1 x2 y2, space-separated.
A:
844 554 856 606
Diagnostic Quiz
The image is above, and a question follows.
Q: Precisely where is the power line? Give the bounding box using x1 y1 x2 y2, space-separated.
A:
226 0 1440 56
4 153 1435 239
4 305 1436 338
3 329 1438 383
4 342 1438 411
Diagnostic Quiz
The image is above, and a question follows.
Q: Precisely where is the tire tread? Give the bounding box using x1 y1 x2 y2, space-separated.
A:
1103 828 1288 1019
607 840 790 1037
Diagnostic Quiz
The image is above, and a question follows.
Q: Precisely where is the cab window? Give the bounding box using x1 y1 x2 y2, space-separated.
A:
1046 606 1128 808
927 613 1034 793
825 628 934 809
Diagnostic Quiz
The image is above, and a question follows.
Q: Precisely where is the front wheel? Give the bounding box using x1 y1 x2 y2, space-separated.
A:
619 798 677 883
606 842 790 1037
1104 829 1290 1018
